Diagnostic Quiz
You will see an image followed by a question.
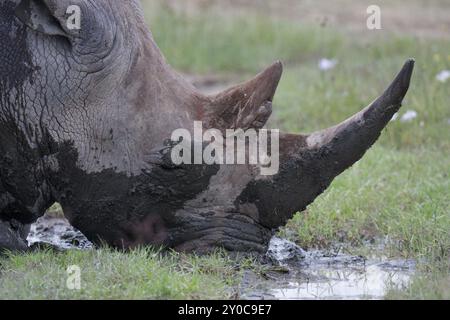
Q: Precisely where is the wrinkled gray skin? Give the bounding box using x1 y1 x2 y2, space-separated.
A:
0 0 414 253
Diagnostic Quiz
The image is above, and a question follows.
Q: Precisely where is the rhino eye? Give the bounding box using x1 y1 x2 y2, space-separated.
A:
15 0 69 38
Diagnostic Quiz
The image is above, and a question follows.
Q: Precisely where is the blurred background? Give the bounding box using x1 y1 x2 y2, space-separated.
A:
141 0 449 148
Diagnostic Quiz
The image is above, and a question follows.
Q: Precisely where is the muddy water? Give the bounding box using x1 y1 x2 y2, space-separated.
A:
241 238 415 300
27 217 415 300
268 264 412 300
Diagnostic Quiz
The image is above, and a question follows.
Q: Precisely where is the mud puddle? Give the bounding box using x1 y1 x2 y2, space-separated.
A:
241 237 415 300
27 218 415 299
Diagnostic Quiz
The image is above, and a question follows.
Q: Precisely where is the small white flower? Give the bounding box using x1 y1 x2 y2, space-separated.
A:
400 110 418 122
318 58 338 71
436 70 450 83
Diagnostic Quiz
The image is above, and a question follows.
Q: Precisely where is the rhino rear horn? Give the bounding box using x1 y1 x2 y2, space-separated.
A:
204 61 283 130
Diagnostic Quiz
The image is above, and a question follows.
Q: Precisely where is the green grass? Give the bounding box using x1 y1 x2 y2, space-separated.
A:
1 0 448 300
144 2 344 73
0 248 240 299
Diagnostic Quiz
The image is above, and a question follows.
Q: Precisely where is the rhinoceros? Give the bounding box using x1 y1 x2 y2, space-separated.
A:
0 0 414 253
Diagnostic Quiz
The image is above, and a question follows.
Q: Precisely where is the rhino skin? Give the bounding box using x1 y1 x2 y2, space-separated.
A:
0 0 414 253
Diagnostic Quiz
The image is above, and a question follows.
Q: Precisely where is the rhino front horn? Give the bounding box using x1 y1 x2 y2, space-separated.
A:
306 59 415 178
238 59 415 230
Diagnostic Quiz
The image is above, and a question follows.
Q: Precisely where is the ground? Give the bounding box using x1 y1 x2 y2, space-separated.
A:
0 0 449 299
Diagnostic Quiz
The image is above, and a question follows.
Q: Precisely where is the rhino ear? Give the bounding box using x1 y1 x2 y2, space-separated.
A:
15 0 69 37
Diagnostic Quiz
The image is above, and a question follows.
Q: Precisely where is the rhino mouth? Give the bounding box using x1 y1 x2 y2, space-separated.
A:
167 211 273 254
